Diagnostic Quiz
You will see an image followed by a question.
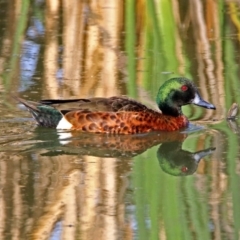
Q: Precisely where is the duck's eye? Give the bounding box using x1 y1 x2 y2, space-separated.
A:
181 166 188 172
181 85 188 91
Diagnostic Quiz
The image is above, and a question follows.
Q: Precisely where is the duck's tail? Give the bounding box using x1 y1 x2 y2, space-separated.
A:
15 97 63 128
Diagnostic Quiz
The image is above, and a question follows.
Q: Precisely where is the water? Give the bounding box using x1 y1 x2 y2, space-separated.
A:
0 1 240 239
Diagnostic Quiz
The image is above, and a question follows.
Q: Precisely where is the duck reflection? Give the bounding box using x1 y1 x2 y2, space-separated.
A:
1 128 216 239
27 128 215 176
157 141 215 176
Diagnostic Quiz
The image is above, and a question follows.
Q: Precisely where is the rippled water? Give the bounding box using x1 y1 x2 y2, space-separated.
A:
1 1 240 240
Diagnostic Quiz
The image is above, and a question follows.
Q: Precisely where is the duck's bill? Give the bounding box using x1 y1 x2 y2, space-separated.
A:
193 147 216 162
192 93 216 110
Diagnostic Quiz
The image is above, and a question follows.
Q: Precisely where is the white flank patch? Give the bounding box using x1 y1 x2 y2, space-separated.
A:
56 117 73 129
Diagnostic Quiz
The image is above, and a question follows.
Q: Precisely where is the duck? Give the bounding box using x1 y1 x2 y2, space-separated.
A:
16 77 216 134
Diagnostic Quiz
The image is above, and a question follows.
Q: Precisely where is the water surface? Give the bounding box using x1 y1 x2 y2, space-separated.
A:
0 1 240 240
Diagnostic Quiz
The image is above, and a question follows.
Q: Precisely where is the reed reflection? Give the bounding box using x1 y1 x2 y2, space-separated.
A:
17 129 214 239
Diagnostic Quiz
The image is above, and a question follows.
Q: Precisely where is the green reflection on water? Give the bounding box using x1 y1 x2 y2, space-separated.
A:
214 120 240 240
132 131 216 240
2 0 30 91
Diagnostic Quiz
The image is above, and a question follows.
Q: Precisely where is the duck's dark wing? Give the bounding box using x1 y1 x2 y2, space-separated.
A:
39 96 149 112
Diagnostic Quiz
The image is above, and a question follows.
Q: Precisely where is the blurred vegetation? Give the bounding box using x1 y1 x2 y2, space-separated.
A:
0 0 240 239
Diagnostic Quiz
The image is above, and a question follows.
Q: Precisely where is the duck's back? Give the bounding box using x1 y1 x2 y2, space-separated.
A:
40 96 149 113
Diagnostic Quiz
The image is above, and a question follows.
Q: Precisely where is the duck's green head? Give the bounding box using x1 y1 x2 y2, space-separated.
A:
156 77 216 116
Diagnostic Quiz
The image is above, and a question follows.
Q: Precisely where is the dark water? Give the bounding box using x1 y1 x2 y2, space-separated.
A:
0 1 240 240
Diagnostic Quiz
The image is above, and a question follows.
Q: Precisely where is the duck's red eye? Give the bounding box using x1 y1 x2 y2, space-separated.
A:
181 166 188 172
181 85 188 91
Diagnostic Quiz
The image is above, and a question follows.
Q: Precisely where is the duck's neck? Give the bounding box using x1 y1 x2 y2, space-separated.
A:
156 84 184 117
158 101 182 117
